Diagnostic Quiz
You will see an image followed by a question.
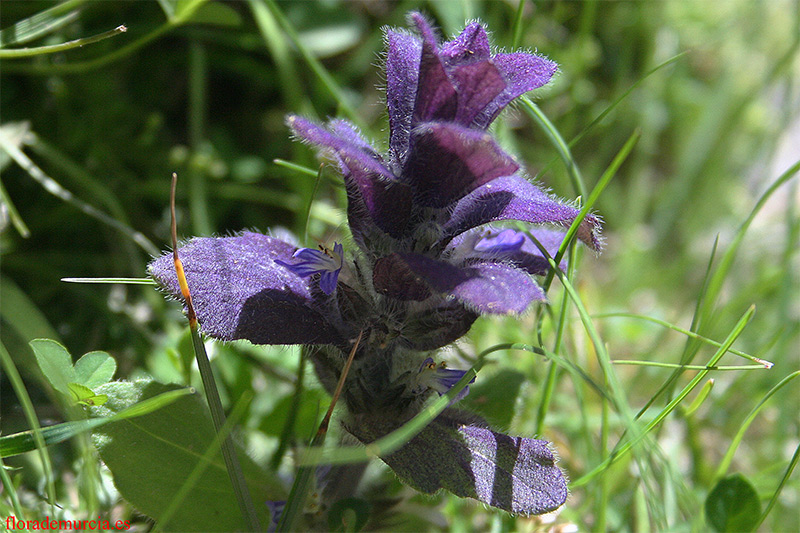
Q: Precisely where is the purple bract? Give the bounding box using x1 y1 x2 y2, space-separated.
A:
150 12 599 517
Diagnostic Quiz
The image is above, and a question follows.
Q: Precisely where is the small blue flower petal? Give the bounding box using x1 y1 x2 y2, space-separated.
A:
418 357 475 401
275 242 343 295
473 228 526 253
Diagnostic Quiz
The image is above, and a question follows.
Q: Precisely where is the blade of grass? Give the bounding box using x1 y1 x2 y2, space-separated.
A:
510 0 526 49
520 97 586 197
712 370 800 483
611 361 767 371
170 173 260 531
535 239 578 435
269 346 306 470
0 173 30 237
0 456 25 519
0 25 127 58
302 166 325 245
568 52 687 148
260 0 362 127
0 129 160 255
61 277 155 284
594 312 772 367
273 159 318 178
277 331 363 532
152 391 255 532
0 0 84 48
2 0 210 75
571 305 755 488
0 341 56 510
635 237 720 420
755 441 800 530
697 159 800 332
542 129 640 292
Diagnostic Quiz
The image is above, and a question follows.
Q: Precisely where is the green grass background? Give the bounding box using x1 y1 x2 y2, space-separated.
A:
1 0 798 531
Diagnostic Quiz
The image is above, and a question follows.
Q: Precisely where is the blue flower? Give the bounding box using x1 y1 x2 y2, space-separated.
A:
149 12 596 517
275 242 343 295
416 357 475 402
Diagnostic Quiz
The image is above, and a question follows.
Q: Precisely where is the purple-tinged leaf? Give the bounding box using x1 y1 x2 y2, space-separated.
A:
386 29 422 161
374 253 544 314
288 115 412 238
347 411 568 516
473 53 558 129
439 22 491 64
149 233 344 345
450 61 506 126
402 304 478 350
372 253 432 301
442 175 602 249
452 261 546 313
405 122 519 207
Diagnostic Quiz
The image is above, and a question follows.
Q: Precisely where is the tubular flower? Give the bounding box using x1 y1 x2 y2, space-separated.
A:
150 12 600 517
275 242 343 295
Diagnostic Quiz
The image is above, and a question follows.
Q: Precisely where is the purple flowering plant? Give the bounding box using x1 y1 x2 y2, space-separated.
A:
151 12 601 520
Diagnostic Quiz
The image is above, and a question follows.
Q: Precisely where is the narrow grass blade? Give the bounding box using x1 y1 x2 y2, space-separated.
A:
273 159 318 178
0 129 159 255
61 277 155 284
712 370 800 483
2 0 209 75
594 312 772 367
169 173 260 531
755 441 800 530
572 305 755 487
520 97 586 197
0 0 83 48
277 331 363 532
0 25 127 58
270 347 306 471
0 456 26 519
0 175 30 237
511 0 526 49
542 129 640 292
568 52 687 148
611 361 766 371
682 379 714 418
0 341 57 510
0 387 193 457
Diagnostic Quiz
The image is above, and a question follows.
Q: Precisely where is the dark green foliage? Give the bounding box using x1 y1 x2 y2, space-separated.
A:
705 473 761 532
91 380 281 531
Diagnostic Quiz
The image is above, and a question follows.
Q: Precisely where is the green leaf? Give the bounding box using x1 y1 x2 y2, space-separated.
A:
67 383 108 406
0 277 58 344
261 388 326 438
173 0 209 23
74 350 116 388
705 473 761 532
30 338 76 396
462 369 526 428
184 1 243 27
91 380 281 531
0 2 80 48
0 386 193 457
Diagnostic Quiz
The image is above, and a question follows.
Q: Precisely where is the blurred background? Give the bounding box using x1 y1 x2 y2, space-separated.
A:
1 0 798 530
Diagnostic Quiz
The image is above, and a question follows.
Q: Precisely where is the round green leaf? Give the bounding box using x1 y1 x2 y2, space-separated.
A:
705 473 761 532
